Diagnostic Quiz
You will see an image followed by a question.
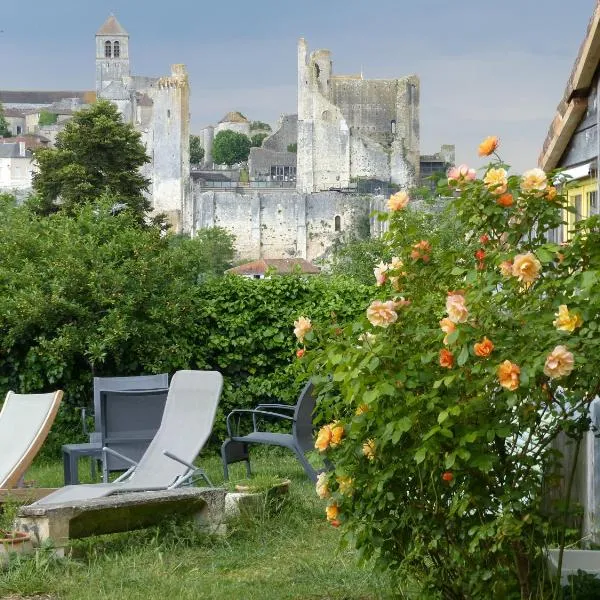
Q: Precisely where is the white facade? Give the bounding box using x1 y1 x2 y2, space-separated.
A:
0 143 34 192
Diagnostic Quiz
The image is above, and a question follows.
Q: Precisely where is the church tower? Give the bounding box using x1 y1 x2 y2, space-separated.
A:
95 15 130 94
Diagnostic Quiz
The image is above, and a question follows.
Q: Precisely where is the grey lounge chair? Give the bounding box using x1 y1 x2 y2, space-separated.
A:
221 381 321 482
34 370 222 505
0 390 63 489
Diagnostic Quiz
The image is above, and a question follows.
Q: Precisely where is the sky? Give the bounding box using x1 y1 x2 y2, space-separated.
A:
1 0 596 172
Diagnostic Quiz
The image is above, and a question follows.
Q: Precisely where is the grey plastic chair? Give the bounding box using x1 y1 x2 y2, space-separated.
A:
221 382 321 482
35 370 223 505
63 374 169 484
0 390 63 489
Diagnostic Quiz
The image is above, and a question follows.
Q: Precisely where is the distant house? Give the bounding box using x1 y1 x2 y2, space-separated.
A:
226 258 320 279
539 2 600 242
0 142 34 193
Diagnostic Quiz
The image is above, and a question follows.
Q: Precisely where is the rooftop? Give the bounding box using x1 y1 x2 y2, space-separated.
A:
0 91 96 106
97 15 128 37
219 111 248 124
226 258 320 276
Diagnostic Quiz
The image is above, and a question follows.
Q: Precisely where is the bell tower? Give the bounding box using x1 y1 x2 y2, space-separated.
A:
95 15 130 94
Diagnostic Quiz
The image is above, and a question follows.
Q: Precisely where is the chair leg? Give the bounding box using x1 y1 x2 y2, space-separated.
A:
221 440 230 481
292 445 318 483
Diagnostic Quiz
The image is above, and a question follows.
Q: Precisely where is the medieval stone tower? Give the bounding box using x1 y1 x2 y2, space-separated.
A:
95 15 191 231
297 38 420 193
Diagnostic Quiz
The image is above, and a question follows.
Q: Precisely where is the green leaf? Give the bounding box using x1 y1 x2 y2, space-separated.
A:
457 345 469 367
438 410 449 424
414 447 427 464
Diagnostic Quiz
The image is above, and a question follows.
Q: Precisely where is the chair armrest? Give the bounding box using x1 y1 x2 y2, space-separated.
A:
255 403 295 411
102 446 138 466
226 409 294 437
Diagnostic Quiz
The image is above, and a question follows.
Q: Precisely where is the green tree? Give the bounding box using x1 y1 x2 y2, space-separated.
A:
190 134 205 164
251 133 268 147
38 111 58 127
0 103 11 138
32 99 150 219
250 120 271 132
170 227 235 275
287 143 297 153
212 130 251 166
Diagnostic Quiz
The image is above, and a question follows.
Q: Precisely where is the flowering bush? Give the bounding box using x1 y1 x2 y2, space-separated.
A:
302 141 600 598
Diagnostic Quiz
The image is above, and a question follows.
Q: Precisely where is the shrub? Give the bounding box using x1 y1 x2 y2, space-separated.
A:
304 146 600 598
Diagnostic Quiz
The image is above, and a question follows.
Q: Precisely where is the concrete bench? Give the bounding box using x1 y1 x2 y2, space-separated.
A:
14 488 226 550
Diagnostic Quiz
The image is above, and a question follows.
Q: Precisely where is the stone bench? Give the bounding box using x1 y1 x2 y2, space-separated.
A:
14 488 226 550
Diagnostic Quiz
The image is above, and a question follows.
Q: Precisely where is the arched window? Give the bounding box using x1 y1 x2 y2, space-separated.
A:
391 119 396 135
113 41 120 58
315 63 321 79
334 215 341 232
104 41 112 58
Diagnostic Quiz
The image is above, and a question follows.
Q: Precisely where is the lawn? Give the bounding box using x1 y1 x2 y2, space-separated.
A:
1 450 406 600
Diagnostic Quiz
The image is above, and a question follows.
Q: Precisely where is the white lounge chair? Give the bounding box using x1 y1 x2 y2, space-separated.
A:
34 370 222 505
0 390 63 489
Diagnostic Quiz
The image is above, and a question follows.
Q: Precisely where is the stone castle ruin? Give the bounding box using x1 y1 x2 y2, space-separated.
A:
296 38 420 193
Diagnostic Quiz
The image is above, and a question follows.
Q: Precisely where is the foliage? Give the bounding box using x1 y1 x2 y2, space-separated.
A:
38 111 58 127
561 570 600 599
190 134 205 164
287 143 297 154
250 120 272 132
305 146 600 598
0 197 369 454
0 102 10 137
32 100 150 220
212 130 251 166
251 133 268 147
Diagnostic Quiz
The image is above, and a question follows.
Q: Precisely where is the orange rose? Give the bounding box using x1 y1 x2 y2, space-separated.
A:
388 191 410 211
512 252 541 284
546 186 558 201
497 193 514 207
499 260 513 277
315 425 333 452
439 317 456 345
439 349 454 369
330 422 345 447
362 439 376 461
497 360 520 391
478 135 499 157
483 167 508 195
326 503 340 525
474 337 494 358
544 345 574 379
553 305 583 333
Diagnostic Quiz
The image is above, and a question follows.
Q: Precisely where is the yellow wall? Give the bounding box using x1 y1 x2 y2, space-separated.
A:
563 177 597 240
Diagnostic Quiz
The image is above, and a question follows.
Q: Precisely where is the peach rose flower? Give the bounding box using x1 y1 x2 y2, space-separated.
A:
439 349 454 369
315 424 333 452
521 168 547 194
553 305 583 333
336 475 354 496
483 167 508 195
388 191 410 211
373 261 389 286
448 164 477 186
330 422 345 447
478 135 499 157
439 317 456 345
474 337 494 358
362 439 376 461
544 345 575 379
390 256 404 271
316 472 330 499
293 316 312 342
326 503 340 526
498 360 520 391
499 260 513 277
546 186 558 201
512 252 541 284
446 292 469 324
366 300 398 327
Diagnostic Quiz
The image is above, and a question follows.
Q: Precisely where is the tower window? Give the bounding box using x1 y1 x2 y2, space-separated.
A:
167 109 171 119
334 215 341 232
105 40 112 58
113 41 120 58
391 119 396 135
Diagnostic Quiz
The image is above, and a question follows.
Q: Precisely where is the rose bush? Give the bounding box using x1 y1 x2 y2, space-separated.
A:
301 140 600 598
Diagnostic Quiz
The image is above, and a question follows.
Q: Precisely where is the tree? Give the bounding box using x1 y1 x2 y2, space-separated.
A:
212 130 251 166
251 133 268 147
250 120 271 132
190 134 205 165
32 99 151 219
0 103 11 138
38 111 58 127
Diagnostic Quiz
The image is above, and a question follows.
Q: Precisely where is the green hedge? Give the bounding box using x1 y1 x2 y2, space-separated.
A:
0 197 370 455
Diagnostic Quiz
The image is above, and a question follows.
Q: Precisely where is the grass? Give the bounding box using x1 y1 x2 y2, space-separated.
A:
0 449 406 600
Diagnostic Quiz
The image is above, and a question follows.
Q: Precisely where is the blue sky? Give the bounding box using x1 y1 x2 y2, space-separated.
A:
1 0 596 171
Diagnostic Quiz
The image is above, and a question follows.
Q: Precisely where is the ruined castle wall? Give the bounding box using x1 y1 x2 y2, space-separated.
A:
148 65 190 232
350 134 390 181
192 188 371 261
263 115 298 152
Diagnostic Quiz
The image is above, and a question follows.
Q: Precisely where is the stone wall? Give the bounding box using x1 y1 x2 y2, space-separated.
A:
263 114 297 152
248 147 297 181
191 188 371 261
